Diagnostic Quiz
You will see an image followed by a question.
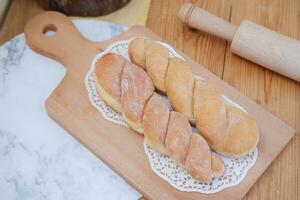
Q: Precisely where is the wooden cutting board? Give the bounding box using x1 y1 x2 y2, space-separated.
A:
24 11 295 200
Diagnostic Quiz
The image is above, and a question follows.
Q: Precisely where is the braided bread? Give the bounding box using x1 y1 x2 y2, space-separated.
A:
94 53 225 182
129 38 259 157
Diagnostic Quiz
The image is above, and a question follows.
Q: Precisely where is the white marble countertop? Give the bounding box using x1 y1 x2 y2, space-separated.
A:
0 20 141 200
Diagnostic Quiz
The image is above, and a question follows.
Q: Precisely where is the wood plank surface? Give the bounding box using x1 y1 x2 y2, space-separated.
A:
147 0 232 78
0 0 42 45
147 0 299 199
223 0 300 199
1 0 299 199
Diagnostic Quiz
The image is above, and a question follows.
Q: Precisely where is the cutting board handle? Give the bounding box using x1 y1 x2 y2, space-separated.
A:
24 11 95 65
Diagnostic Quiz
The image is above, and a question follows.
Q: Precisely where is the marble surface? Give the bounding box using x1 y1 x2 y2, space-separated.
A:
0 20 141 200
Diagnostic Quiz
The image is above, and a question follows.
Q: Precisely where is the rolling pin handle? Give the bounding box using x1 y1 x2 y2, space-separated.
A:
24 11 93 65
178 3 238 41
179 4 300 82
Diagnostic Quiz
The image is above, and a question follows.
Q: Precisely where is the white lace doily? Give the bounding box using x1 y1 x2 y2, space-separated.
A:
85 38 258 194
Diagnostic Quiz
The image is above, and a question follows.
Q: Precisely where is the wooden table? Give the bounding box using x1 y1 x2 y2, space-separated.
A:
1 0 299 199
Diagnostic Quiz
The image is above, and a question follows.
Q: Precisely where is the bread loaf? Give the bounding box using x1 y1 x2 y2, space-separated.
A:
129 38 259 157
94 53 224 182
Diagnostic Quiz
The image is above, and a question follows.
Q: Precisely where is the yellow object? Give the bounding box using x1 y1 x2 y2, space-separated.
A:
72 0 151 27
0 0 10 26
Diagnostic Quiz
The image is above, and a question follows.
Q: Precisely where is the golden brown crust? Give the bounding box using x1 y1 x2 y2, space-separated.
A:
95 52 225 182
165 111 192 165
185 134 212 182
145 41 169 92
94 53 128 112
211 153 225 177
129 38 169 92
166 58 195 123
142 94 169 154
121 63 155 133
221 104 259 157
194 79 259 157
193 79 227 147
128 38 146 69
94 79 122 112
129 38 259 158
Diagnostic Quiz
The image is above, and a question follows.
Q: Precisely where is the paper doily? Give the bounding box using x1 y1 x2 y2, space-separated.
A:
85 38 258 194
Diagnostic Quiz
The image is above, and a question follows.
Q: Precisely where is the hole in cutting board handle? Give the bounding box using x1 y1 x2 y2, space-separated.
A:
43 24 57 37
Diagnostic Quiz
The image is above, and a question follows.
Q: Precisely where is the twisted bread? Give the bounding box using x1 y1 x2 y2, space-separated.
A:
94 53 225 182
129 38 259 157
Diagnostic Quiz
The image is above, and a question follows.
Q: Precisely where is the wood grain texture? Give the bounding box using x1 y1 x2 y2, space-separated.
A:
223 0 300 199
178 3 238 41
147 0 232 78
230 20 300 82
0 0 299 199
0 0 43 45
178 3 300 82
24 11 294 200
147 0 300 199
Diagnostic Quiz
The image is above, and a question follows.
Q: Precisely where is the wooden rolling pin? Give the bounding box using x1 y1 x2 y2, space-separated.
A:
179 3 300 82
